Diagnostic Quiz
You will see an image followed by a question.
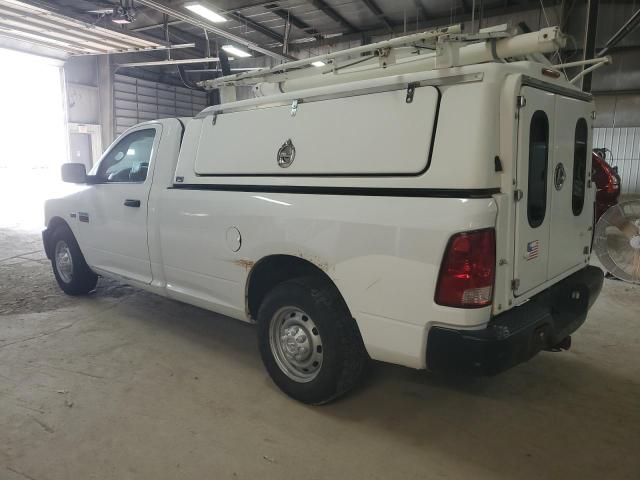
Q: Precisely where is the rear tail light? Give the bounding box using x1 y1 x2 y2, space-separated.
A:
435 228 496 308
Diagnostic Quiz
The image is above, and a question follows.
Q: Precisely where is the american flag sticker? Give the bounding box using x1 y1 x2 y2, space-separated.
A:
526 240 540 260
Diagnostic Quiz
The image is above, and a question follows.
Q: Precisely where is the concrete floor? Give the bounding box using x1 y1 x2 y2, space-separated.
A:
1 227 639 480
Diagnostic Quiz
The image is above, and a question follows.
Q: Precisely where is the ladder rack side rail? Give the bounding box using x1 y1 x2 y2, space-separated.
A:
199 24 462 89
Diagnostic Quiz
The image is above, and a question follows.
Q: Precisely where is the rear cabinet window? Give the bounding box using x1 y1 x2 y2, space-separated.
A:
527 111 549 228
572 118 588 216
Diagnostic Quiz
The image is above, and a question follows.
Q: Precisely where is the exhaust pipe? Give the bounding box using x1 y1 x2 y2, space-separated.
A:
546 335 572 352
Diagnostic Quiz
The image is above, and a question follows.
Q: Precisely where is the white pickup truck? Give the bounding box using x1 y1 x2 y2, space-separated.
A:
44 27 604 404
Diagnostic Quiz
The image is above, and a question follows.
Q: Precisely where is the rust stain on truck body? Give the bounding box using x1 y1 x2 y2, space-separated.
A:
233 259 255 270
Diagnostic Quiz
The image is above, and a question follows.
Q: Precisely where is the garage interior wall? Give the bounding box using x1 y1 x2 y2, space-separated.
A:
594 94 640 194
64 56 207 166
113 74 207 135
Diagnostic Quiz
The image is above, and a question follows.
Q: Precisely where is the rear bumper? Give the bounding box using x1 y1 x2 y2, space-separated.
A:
426 265 604 376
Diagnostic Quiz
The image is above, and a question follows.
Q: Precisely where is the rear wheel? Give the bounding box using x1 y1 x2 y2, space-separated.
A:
257 276 368 404
50 226 98 295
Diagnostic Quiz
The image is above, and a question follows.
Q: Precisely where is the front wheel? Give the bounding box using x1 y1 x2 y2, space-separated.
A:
257 276 368 404
50 226 98 295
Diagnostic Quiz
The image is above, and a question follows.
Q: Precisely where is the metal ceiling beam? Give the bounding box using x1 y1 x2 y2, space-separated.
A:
118 57 220 67
16 0 165 47
598 7 640 56
227 10 285 44
130 9 290 56
413 0 429 20
326 0 561 45
308 0 359 33
127 0 290 60
133 12 287 46
0 19 111 52
130 17 212 56
0 27 85 54
263 4 322 40
360 0 393 32
581 0 600 91
132 19 183 32
78 43 196 56
0 4 138 50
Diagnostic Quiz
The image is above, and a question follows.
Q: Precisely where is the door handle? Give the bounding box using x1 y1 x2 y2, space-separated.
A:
124 199 141 208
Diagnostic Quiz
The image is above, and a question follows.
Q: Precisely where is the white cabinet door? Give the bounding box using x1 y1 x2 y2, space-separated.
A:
547 95 594 279
513 87 555 296
193 86 439 176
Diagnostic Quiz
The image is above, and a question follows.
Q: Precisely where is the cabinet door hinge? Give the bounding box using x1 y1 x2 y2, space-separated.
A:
517 95 526 109
511 278 520 291
406 83 417 103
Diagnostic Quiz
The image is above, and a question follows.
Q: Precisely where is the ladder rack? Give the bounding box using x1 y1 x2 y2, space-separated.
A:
199 24 461 90
198 25 567 94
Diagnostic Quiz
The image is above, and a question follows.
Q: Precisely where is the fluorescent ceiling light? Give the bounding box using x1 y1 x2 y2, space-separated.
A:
221 45 251 58
185 3 227 23
311 61 325 67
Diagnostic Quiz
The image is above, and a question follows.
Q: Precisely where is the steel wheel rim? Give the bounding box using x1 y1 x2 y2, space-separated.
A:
55 240 73 284
269 306 323 383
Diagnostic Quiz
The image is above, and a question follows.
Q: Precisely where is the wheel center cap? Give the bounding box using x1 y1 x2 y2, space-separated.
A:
284 336 298 355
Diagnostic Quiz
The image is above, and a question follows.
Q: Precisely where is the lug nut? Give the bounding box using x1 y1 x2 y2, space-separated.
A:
296 334 307 343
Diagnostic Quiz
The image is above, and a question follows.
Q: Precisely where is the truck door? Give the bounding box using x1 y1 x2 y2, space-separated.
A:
80 125 160 284
547 95 593 278
513 87 594 297
513 87 555 296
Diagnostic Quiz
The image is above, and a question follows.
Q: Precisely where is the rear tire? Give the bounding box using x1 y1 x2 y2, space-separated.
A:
257 276 368 404
50 226 98 295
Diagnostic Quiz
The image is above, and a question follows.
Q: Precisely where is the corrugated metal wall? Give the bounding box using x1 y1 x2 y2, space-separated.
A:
114 74 207 135
593 128 640 194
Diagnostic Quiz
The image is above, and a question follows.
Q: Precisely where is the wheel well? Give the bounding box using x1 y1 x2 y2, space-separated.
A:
246 255 341 320
43 217 71 259
48 216 69 233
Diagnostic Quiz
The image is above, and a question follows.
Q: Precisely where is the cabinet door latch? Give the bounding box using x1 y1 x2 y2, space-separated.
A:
514 189 524 202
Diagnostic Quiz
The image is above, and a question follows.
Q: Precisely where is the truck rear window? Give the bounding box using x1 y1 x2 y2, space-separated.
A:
572 118 588 216
527 111 549 228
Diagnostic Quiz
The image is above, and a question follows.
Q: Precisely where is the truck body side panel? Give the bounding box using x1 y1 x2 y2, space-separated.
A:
156 189 497 368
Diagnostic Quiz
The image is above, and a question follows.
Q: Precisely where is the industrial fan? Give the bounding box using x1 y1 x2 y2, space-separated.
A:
593 200 640 284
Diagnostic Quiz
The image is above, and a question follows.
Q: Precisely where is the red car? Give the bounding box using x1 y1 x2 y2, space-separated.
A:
592 149 621 221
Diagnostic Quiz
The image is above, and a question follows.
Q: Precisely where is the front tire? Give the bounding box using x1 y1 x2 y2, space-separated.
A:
50 226 98 295
257 276 368 404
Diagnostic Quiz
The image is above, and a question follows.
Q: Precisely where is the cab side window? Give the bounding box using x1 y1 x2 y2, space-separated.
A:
572 118 588 216
527 111 549 228
94 129 155 183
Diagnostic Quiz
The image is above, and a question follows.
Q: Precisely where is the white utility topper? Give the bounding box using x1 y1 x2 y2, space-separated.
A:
45 25 606 404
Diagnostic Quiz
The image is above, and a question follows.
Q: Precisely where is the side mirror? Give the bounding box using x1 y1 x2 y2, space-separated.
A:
61 163 88 184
